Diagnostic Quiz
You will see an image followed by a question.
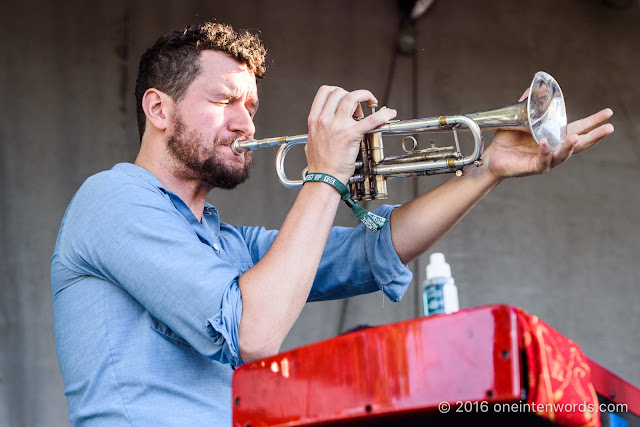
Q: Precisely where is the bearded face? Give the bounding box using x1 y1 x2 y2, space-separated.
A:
166 113 253 190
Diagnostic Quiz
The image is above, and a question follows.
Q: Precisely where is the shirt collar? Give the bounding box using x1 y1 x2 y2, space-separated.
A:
111 164 217 212
112 162 220 239
112 162 166 190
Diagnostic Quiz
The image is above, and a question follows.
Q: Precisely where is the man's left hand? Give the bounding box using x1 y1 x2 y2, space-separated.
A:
482 108 614 181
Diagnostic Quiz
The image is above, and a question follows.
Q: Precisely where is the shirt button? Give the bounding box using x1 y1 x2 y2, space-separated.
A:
212 243 221 252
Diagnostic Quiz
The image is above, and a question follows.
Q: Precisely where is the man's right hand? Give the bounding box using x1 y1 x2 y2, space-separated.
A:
304 86 397 184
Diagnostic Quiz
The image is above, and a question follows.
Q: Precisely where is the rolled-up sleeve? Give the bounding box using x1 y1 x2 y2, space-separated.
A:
308 204 413 302
54 171 246 367
206 282 243 367
363 205 413 302
240 205 413 303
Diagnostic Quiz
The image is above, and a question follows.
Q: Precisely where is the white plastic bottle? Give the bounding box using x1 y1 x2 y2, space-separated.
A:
422 253 459 316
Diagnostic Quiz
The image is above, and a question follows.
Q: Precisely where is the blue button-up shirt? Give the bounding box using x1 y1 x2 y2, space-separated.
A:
51 163 412 426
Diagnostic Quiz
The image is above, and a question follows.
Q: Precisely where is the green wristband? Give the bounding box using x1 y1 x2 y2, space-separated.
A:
303 172 388 232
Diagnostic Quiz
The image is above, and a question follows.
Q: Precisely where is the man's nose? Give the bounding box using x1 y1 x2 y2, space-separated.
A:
229 105 255 139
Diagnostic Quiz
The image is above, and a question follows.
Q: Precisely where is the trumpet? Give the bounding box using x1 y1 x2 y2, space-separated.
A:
232 71 567 201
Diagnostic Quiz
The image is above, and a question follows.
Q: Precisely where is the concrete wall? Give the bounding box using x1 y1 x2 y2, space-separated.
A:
1 0 638 425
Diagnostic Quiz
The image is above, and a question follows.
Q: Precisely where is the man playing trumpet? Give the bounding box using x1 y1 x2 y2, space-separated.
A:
51 22 613 426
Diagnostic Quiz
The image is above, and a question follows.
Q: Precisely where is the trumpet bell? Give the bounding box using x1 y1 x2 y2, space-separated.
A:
465 71 567 152
527 71 567 151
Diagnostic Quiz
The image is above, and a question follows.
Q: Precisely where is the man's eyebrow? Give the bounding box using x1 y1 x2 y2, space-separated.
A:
207 82 234 98
216 89 256 104
218 91 235 100
210 85 259 111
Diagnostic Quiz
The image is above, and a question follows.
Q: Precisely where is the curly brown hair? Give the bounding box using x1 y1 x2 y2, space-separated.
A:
135 22 267 140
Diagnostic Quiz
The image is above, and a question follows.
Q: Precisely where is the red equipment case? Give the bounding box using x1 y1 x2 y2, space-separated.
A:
233 305 639 426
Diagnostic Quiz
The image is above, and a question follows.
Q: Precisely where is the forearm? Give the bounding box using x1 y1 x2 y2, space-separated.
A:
391 106 616 264
237 182 341 362
390 164 501 264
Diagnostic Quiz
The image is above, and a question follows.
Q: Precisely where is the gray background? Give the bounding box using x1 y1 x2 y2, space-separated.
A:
1 0 638 425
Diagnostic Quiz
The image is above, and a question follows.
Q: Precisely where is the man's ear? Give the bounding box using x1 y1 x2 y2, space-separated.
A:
142 88 173 132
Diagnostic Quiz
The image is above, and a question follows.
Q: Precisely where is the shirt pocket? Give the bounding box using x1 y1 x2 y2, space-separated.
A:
148 314 192 348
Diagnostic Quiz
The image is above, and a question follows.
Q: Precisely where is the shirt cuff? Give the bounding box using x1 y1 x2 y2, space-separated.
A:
206 281 244 368
365 205 413 302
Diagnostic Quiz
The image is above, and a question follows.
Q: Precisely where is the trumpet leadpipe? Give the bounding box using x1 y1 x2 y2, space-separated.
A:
231 134 308 154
